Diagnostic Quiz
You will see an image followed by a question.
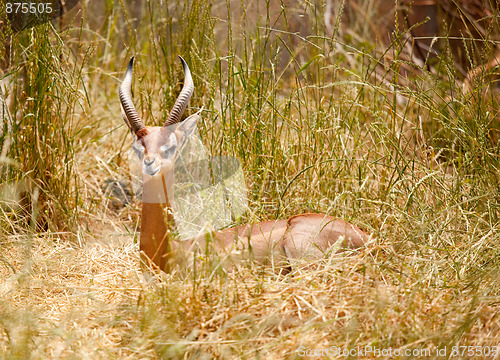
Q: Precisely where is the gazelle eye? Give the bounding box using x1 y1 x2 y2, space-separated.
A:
132 139 145 159
160 133 177 159
160 143 177 159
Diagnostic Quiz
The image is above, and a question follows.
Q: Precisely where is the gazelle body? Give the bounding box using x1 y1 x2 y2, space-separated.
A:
119 57 369 272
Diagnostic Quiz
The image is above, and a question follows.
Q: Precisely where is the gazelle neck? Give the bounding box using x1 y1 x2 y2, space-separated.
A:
139 172 174 272
140 201 173 272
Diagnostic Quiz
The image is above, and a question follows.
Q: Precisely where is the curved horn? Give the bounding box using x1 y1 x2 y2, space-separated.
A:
119 57 146 134
164 56 194 127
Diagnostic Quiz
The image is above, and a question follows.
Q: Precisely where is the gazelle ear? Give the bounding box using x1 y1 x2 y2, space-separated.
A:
178 114 200 137
175 114 200 148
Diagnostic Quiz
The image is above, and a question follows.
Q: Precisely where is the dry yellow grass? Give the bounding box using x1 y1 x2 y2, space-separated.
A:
1 225 499 358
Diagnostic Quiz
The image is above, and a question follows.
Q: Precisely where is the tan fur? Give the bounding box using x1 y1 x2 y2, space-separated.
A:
140 208 369 272
283 213 368 260
140 203 171 271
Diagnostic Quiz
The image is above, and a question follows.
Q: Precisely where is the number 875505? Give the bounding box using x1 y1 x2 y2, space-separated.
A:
6 2 53 15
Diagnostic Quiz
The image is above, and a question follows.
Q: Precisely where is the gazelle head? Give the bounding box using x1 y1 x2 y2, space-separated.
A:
119 56 199 181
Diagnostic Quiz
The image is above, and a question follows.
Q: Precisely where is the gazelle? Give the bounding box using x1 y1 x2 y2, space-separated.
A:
119 56 369 272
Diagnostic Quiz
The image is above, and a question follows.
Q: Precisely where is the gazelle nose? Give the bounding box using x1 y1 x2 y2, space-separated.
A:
144 156 155 166
143 156 161 176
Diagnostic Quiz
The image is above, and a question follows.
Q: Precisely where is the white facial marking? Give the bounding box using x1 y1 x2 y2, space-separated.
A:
132 139 145 159
160 133 178 160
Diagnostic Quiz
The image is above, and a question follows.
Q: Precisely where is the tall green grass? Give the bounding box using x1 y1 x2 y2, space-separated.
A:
0 23 87 234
